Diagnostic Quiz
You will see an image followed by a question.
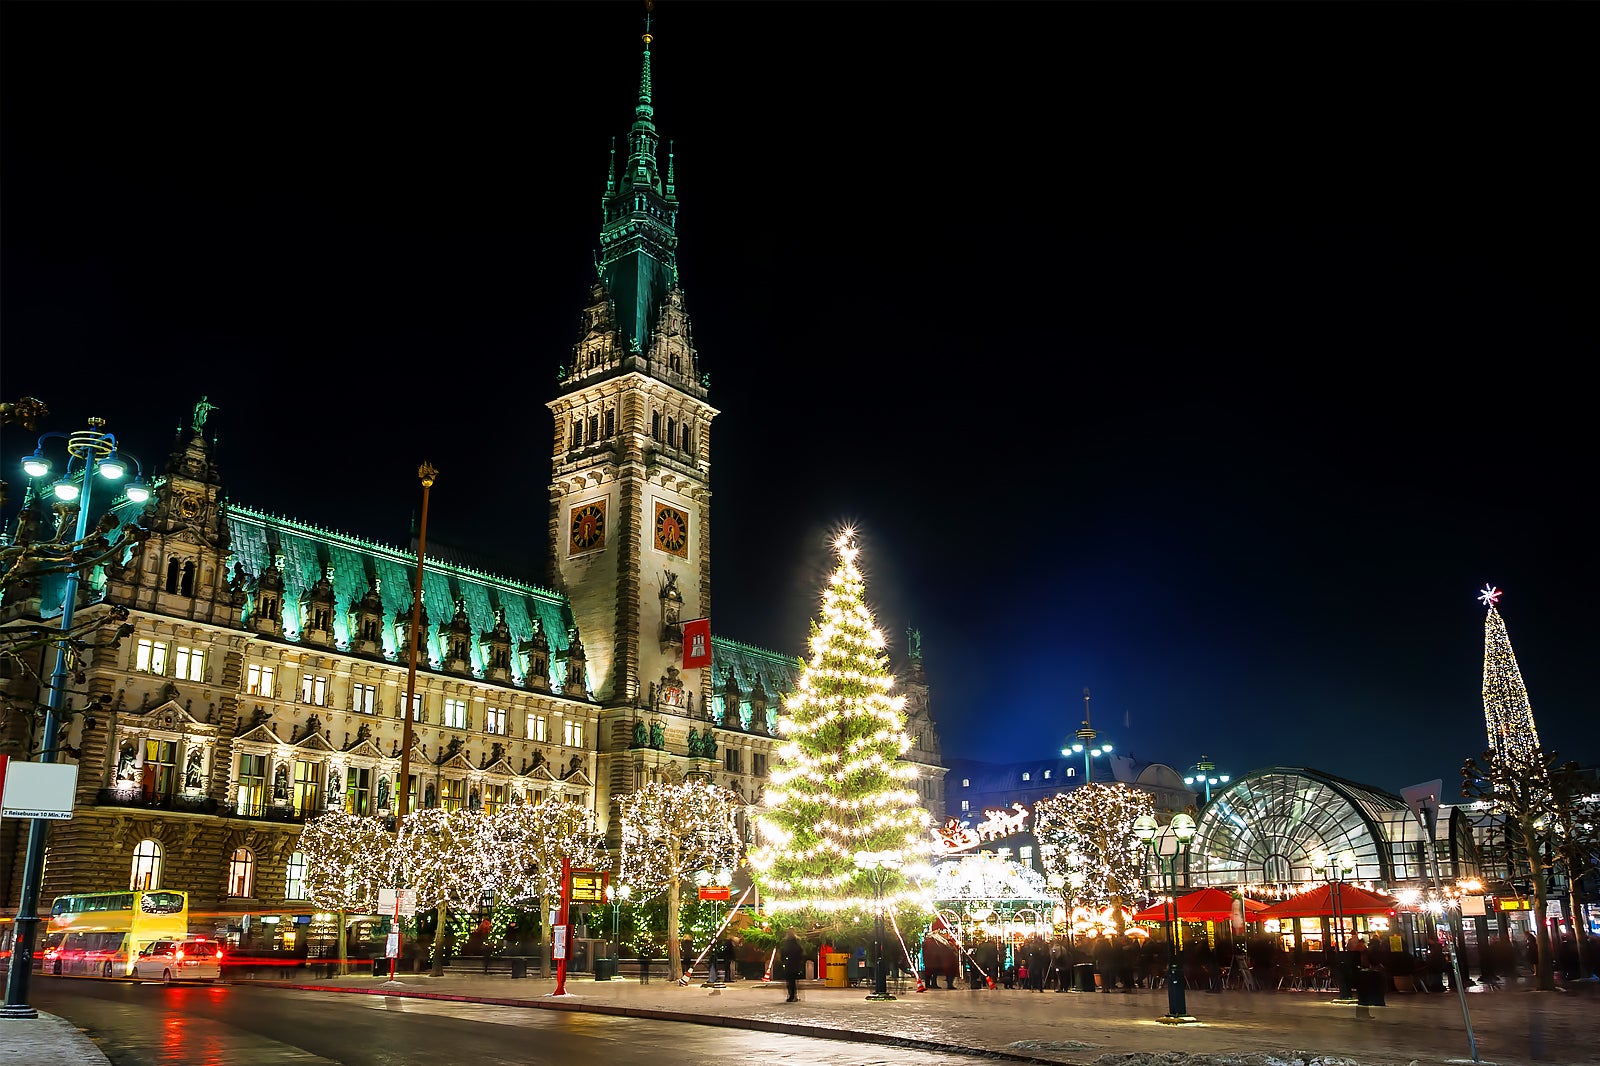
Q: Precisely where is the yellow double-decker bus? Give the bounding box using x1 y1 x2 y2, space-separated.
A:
41 890 189 977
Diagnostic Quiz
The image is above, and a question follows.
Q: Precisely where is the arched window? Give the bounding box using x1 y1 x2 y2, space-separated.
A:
227 848 255 898
285 851 307 901
130 839 162 890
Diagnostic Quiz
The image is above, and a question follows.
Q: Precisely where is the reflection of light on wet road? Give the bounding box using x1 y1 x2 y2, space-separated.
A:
157 988 235 1065
337 993 1008 1064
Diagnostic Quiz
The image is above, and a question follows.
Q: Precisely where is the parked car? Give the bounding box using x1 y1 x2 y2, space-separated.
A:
131 938 223 983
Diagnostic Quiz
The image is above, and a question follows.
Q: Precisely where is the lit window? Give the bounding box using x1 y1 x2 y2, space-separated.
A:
529 714 548 742
285 851 307 900
444 698 467 729
407 693 423 720
440 778 465 811
301 675 328 707
563 718 583 747
962 778 970 787
135 639 168 675
130 839 162 890
960 800 970 812
484 784 508 816
1066 767 1076 777
291 759 322 816
246 664 275 696
174 646 205 682
227 848 255 897
1044 770 1052 780
1022 772 1031 782
485 706 507 735
1021 846 1034 865
345 766 371 815
354 684 377 714
237 754 266 815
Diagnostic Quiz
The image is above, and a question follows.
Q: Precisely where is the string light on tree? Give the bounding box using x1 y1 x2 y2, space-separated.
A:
749 532 931 916
616 779 742 983
1033 783 1155 925
1478 585 1543 766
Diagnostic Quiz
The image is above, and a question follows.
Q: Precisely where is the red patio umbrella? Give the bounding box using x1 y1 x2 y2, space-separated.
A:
1130 887 1271 923
1253 883 1398 920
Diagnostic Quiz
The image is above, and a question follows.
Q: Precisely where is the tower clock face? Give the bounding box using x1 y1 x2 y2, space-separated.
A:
569 500 606 554
654 502 689 557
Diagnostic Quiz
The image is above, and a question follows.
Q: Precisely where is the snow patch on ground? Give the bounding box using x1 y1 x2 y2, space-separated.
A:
1008 1040 1101 1051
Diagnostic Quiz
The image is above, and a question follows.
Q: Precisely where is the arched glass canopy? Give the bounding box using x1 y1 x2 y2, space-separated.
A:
1186 768 1409 890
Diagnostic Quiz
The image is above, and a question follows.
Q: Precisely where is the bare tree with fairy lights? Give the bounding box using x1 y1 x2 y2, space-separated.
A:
616 779 742 983
1033 783 1155 932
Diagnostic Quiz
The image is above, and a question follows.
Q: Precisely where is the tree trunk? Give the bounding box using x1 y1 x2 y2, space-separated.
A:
1526 817 1555 992
667 877 683 981
539 894 551 978
1568 877 1588 981
430 899 448 977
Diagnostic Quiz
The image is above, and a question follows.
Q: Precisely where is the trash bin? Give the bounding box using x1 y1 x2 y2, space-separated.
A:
825 952 849 988
372 957 387 978
1073 963 1096 992
594 957 616 982
1357 968 1386 1007
510 957 529 979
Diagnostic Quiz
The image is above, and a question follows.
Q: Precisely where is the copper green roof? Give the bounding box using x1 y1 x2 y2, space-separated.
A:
224 504 576 685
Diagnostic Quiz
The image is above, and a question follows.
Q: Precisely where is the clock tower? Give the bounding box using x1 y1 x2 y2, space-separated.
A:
547 23 717 716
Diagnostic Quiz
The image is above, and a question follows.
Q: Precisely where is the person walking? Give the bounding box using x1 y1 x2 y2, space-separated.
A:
780 931 805 1002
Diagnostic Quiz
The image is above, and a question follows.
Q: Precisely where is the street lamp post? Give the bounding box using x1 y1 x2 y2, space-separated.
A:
606 883 631 961
1183 756 1231 806
854 850 903 1001
4 418 148 1019
1134 813 1199 1024
1312 848 1357 1001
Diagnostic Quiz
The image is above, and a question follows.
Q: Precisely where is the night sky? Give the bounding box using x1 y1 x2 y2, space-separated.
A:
4 3 1594 801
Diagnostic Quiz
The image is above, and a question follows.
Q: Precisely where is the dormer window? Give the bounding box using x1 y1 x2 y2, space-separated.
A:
1044 769 1052 780
1022 772 1031 782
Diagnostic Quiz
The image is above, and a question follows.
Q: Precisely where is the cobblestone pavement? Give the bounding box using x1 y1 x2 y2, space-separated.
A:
247 969 1597 1066
5 970 1594 1066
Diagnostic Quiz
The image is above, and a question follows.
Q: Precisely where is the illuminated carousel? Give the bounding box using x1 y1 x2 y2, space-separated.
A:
929 852 1058 949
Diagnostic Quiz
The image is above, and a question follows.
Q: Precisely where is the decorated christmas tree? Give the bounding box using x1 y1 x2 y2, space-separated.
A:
1478 584 1543 765
750 533 930 914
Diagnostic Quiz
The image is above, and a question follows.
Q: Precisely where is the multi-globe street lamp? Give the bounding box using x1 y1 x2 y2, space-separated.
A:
1184 756 1231 805
1134 812 1199 1025
4 418 148 1018
854 850 903 1001
1311 847 1358 1001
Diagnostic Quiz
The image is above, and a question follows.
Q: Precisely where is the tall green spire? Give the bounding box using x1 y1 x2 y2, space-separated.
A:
597 11 678 352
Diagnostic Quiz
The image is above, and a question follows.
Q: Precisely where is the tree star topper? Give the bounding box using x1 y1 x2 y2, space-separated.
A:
1478 585 1503 608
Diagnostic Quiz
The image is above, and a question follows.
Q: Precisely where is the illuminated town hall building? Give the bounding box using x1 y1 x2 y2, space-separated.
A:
0 27 947 944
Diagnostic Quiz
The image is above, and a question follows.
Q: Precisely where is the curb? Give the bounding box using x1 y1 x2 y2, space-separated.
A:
254 981 1083 1065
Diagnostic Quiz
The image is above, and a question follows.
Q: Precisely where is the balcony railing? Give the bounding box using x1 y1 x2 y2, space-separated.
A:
96 788 218 816
229 800 313 824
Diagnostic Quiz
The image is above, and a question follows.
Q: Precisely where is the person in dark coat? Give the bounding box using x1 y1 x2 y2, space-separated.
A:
779 932 805 1002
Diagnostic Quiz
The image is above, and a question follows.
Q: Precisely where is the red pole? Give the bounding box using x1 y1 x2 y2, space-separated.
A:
553 857 572 996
